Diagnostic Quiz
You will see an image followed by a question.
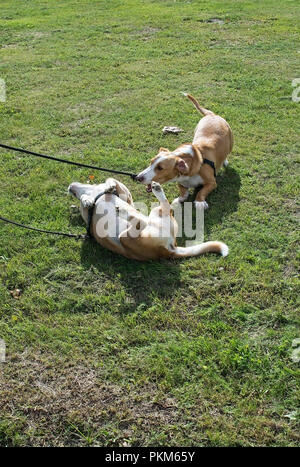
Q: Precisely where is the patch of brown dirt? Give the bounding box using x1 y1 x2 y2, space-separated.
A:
0 349 180 446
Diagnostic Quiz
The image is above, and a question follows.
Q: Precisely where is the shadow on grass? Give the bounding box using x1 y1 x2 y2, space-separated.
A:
79 239 182 306
192 166 241 237
78 167 240 305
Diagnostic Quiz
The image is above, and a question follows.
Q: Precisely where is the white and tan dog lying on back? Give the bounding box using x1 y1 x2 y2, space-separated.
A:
136 93 233 210
69 178 228 261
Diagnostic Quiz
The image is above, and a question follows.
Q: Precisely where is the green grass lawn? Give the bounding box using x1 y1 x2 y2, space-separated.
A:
0 0 299 447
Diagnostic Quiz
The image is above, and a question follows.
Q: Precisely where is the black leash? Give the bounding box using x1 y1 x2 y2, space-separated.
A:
0 143 135 240
0 187 119 240
0 215 87 240
0 143 137 180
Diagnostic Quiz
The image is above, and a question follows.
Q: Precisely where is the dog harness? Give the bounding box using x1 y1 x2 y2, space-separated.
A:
203 158 216 178
86 187 119 238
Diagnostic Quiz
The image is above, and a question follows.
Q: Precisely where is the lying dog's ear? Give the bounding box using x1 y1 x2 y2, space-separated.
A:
176 158 189 174
159 147 170 153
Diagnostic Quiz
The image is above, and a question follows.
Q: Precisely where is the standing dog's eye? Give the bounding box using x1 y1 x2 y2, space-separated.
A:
156 165 163 171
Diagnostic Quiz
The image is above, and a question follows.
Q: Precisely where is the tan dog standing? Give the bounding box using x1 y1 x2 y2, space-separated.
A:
136 93 233 209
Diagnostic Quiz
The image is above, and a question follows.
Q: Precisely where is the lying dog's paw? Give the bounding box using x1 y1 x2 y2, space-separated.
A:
80 194 94 208
151 181 162 192
105 179 117 192
194 201 209 210
152 182 168 202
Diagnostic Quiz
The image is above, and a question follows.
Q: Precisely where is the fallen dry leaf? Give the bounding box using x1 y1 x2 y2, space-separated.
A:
10 288 22 299
162 126 184 134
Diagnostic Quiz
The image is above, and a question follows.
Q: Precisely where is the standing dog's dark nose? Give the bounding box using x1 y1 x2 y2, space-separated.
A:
136 175 144 183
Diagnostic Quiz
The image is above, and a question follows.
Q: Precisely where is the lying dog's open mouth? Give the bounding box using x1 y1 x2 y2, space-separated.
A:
146 184 152 193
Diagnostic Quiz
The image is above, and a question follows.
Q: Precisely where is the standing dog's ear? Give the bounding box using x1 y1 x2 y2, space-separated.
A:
176 158 189 174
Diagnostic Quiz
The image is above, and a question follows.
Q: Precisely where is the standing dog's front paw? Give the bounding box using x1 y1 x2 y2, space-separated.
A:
171 196 187 206
194 201 209 210
80 194 94 208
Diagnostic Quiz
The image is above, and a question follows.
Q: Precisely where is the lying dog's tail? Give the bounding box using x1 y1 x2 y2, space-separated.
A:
172 241 228 258
182 92 214 116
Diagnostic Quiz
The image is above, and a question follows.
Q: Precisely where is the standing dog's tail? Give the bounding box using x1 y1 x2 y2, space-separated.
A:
172 241 228 258
181 92 214 116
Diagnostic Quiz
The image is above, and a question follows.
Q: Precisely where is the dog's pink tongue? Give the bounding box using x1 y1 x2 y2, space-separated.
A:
146 184 152 193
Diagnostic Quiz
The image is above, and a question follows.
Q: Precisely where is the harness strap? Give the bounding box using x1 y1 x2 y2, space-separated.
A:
203 158 216 178
86 187 119 238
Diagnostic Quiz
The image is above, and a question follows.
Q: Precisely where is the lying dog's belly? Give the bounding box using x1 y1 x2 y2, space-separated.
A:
172 174 204 188
93 199 130 238
91 196 148 256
